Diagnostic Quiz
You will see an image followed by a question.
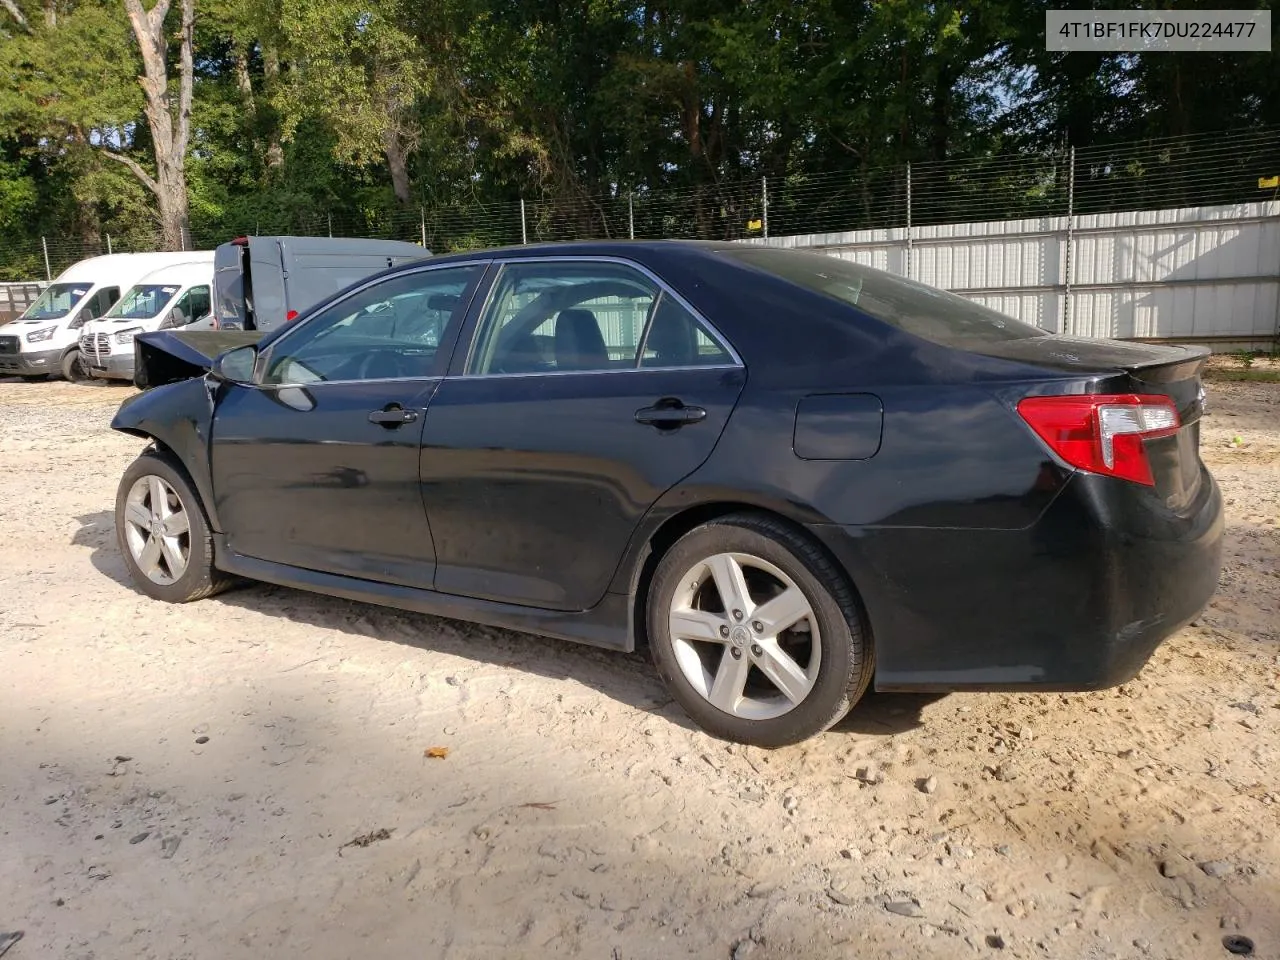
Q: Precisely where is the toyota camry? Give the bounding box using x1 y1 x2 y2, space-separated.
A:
109 241 1224 747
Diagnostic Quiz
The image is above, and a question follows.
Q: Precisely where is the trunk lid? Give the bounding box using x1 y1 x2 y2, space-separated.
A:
987 336 1210 511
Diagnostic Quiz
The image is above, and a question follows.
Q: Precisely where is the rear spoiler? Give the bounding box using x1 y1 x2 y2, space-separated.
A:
133 329 264 389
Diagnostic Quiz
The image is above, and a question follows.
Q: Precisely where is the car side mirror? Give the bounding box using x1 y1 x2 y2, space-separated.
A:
212 344 258 384
71 305 93 329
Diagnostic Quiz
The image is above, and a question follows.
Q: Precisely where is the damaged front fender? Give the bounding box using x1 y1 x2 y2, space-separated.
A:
112 374 224 531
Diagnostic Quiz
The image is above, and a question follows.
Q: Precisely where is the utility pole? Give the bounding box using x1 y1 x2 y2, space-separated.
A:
761 178 769 239
1064 146 1076 334
905 162 913 280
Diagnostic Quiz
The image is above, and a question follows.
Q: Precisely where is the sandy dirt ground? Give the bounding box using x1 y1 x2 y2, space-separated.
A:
0 373 1277 960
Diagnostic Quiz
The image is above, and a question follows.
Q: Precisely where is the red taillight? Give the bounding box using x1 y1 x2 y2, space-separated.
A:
285 310 299 322
1017 394 1180 486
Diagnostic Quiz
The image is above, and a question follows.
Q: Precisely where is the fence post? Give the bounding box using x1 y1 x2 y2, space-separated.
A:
1064 146 1076 334
41 236 51 280
520 199 528 245
106 234 113 256
905 162 913 280
761 177 769 239
420 207 427 248
328 213 333 238
628 192 635 240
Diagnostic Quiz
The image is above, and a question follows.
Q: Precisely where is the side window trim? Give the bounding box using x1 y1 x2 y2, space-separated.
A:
454 255 743 380
254 259 491 385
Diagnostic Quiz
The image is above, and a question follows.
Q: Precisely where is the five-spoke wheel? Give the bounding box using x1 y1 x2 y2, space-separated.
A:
115 450 229 603
668 552 821 720
648 513 872 748
122 474 192 585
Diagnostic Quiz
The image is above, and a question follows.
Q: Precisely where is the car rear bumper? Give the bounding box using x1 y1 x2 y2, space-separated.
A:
808 469 1224 692
0 345 61 376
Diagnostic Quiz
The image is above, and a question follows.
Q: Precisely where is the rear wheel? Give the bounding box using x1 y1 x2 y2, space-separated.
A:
115 450 229 603
647 513 873 748
60 348 89 383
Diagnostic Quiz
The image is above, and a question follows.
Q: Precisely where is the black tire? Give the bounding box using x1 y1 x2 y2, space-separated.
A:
115 449 230 603
60 348 89 383
647 513 873 748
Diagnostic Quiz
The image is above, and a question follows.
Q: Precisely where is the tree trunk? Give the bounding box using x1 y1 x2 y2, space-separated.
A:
120 0 194 250
383 127 412 205
263 46 284 170
931 67 953 161
2 0 29 31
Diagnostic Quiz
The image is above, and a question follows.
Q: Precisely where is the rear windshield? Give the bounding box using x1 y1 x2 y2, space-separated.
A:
725 247 1047 346
106 284 180 320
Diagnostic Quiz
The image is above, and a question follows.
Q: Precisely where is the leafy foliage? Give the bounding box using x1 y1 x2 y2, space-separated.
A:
1 0 1278 273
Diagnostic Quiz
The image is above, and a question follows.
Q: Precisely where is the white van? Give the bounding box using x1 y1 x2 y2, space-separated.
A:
0 252 213 381
79 259 215 382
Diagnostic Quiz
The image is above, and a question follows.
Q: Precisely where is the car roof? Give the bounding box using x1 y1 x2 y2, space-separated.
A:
418 239 734 267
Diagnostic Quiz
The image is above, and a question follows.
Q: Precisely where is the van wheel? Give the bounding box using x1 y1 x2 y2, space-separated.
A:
60 349 89 383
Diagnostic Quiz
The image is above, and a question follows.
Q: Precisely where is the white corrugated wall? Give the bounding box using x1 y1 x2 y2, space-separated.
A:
746 201 1280 345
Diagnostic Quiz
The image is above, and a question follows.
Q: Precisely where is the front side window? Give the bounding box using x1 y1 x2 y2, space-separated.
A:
21 283 91 321
93 287 120 316
261 265 482 385
166 285 211 326
106 284 181 321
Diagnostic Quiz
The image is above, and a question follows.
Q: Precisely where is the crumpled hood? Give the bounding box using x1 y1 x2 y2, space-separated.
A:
132 329 264 389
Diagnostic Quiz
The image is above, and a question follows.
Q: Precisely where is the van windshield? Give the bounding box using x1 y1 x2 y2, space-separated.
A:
21 283 92 321
724 247 1048 347
106 284 180 320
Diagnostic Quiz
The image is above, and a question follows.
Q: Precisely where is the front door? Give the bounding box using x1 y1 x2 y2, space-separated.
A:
421 258 746 611
210 262 486 588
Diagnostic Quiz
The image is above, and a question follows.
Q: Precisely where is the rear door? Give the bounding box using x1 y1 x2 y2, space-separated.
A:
420 257 746 611
210 261 486 587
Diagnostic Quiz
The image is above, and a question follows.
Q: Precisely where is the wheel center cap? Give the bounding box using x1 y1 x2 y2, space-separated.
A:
730 625 750 646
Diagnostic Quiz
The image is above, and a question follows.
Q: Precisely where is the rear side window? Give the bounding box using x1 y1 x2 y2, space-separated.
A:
468 261 659 374
640 294 732 368
725 247 1046 347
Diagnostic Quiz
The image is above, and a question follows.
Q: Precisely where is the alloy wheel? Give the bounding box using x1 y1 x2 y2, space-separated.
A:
668 552 821 720
122 475 191 585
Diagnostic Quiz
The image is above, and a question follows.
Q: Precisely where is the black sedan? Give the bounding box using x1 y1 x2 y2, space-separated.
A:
110 242 1224 747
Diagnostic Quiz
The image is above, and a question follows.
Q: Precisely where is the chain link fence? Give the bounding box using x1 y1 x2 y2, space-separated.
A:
3 126 1278 282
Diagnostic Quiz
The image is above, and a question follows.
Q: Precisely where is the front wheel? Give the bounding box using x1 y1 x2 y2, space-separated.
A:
647 513 873 748
115 451 230 603
60 348 89 383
